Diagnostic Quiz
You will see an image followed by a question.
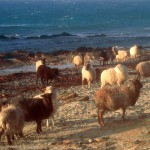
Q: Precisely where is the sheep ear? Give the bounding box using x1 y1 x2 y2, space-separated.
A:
41 94 46 98
41 93 52 98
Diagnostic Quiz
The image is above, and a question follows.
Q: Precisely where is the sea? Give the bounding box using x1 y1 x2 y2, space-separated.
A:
0 0 150 53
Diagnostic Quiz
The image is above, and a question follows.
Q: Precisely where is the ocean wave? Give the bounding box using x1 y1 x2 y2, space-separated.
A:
1 32 150 41
26 32 76 39
0 34 21 40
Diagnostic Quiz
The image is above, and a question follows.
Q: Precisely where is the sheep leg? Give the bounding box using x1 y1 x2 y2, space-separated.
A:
6 134 12 145
41 78 45 85
122 108 126 120
98 109 105 127
50 116 55 127
88 80 91 88
36 121 42 133
11 133 15 140
39 121 42 132
46 119 49 127
82 79 84 88
0 128 4 139
18 130 24 138
36 76 38 84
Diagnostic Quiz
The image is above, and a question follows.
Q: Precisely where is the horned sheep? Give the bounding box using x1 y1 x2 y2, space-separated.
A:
0 105 24 145
82 63 96 88
95 79 143 127
100 64 128 88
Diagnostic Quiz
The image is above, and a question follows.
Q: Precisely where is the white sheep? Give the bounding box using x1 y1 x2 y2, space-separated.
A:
130 45 139 58
136 61 150 80
100 64 128 88
112 46 129 61
82 63 96 88
0 105 24 145
34 86 57 127
115 50 129 62
72 55 83 68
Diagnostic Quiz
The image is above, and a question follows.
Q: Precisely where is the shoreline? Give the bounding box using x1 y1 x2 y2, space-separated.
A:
0 45 150 75
0 63 74 75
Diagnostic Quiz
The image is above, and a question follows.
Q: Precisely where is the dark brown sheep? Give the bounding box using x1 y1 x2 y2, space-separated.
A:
95 79 143 127
15 93 53 133
36 65 59 85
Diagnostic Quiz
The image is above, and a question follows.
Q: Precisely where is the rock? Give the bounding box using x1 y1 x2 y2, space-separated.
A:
88 139 92 143
134 140 141 144
57 92 78 101
63 139 72 144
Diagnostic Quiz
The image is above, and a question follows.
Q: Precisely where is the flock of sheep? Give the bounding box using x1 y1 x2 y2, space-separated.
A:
73 45 150 128
0 45 150 145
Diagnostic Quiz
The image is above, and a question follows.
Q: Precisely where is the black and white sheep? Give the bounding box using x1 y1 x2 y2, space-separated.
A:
0 105 24 145
15 93 53 133
34 86 58 127
35 58 46 72
95 78 143 127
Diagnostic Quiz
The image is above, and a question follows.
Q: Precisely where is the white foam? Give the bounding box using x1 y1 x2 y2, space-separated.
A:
0 63 74 75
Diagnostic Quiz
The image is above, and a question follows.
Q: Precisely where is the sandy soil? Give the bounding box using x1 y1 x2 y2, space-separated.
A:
0 54 150 150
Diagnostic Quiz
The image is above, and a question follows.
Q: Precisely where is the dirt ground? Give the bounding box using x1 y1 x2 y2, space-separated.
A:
0 54 150 150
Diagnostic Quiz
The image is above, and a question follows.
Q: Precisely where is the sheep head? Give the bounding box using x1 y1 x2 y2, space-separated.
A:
128 78 143 106
85 63 91 70
41 93 53 107
130 78 143 89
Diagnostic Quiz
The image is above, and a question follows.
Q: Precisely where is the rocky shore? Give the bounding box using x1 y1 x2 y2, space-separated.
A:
0 49 150 149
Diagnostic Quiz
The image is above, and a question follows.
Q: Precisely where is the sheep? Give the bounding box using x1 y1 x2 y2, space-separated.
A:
112 46 129 62
84 52 95 65
99 50 108 65
93 48 116 65
35 58 46 72
34 86 57 128
72 55 84 68
95 78 143 127
72 52 95 68
82 63 96 88
116 50 129 62
15 93 53 133
136 61 150 80
36 65 59 85
100 64 128 88
0 105 24 145
130 45 139 58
